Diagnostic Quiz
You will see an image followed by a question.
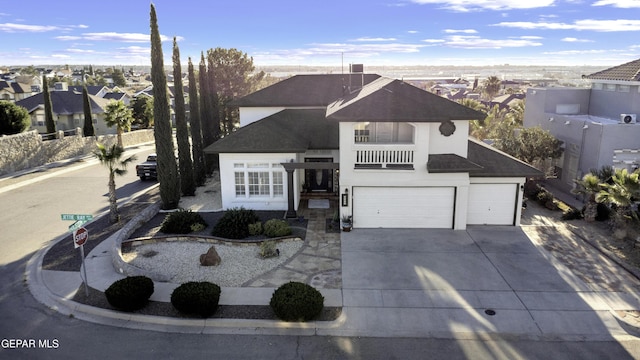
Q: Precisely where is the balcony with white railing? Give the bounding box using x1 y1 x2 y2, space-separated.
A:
354 145 415 169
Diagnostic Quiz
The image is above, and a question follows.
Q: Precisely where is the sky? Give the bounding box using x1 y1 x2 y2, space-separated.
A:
1 0 639 68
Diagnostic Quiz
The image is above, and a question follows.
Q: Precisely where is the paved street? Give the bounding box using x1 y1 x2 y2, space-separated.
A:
2 150 640 359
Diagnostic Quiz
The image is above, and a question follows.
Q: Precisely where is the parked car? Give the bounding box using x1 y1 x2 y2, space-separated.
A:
136 154 157 180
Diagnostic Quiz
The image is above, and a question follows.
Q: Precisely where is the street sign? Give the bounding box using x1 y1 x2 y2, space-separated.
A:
68 220 83 232
61 214 93 222
73 227 88 248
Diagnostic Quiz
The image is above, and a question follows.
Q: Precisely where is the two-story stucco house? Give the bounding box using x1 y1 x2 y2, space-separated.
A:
205 70 541 230
523 58 640 195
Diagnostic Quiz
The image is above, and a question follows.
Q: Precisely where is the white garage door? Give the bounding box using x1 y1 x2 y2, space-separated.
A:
467 183 518 225
353 187 455 228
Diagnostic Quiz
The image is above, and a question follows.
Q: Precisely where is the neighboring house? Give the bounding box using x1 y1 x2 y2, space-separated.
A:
0 81 32 102
16 90 112 135
523 58 640 194
486 93 525 111
205 70 541 230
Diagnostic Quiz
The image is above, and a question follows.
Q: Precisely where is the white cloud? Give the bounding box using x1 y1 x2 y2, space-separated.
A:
592 0 640 8
444 35 543 48
562 37 593 42
351 37 398 42
407 30 419 34
118 46 150 54
81 32 182 43
410 0 555 12
51 54 71 58
543 49 608 55
55 36 82 41
0 22 59 32
65 48 96 54
444 29 478 33
495 19 640 31
422 39 446 43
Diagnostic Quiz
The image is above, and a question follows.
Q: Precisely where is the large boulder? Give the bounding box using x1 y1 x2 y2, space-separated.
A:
199 246 221 266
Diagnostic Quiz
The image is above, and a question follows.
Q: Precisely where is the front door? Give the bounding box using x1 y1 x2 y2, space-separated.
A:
305 158 333 192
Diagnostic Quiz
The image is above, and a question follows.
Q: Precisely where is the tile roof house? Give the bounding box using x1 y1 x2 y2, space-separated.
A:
524 58 640 195
206 70 541 229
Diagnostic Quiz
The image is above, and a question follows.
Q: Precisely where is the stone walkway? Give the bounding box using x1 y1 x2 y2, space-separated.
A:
244 199 342 289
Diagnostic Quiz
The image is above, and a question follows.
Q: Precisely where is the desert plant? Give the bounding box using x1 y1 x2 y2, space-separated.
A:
105 276 154 312
259 240 278 258
263 219 292 238
171 281 221 318
269 281 324 322
562 207 583 221
160 209 207 234
211 207 260 239
248 221 263 236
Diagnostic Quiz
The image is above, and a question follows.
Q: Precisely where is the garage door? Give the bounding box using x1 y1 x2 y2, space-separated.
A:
467 183 517 225
353 187 455 228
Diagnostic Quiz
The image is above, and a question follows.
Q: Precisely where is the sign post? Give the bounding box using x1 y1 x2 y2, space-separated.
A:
61 214 93 297
73 226 90 297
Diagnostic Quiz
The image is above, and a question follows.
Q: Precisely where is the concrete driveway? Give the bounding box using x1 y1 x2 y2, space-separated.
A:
332 226 631 339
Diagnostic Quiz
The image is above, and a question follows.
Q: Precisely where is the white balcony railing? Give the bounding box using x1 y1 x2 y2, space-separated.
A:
355 146 414 168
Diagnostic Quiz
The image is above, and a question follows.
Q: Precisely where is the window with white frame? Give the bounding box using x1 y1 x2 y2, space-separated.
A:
234 162 285 198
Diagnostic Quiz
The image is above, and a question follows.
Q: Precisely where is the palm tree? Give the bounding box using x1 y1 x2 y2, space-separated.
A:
482 75 502 100
596 168 640 238
104 100 134 148
94 143 137 223
572 173 601 222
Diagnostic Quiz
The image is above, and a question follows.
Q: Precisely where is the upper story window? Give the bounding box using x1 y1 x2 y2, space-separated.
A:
354 122 414 144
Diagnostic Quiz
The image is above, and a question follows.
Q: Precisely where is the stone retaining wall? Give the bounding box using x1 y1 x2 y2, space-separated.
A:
0 129 155 176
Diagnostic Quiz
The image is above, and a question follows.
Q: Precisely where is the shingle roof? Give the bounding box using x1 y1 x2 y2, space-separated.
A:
16 91 110 115
204 109 338 154
230 74 381 107
583 58 640 82
427 154 484 173
0 81 31 94
68 85 108 95
466 138 542 178
326 77 487 122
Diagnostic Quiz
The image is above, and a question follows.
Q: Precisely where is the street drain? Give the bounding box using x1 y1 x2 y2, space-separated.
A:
142 250 158 258
485 309 496 316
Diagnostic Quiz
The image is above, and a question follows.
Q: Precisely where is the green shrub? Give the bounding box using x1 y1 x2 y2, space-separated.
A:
259 240 278 258
270 281 324 322
171 281 221 318
105 276 154 312
263 219 292 238
248 221 263 236
596 203 612 221
160 209 207 234
562 207 583 221
211 207 260 239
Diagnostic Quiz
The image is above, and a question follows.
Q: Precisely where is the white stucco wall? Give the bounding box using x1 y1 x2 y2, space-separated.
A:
238 107 285 127
338 121 472 230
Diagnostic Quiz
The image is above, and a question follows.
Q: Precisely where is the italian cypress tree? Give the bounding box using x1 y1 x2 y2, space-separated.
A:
172 37 195 196
82 85 95 136
150 4 180 209
43 76 55 134
198 53 215 175
188 57 206 185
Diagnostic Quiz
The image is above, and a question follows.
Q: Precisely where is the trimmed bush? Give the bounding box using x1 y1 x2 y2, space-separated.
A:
270 281 324 322
248 221 263 236
160 209 207 234
105 276 154 312
259 240 278 258
171 281 221 318
211 207 260 239
263 219 292 238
